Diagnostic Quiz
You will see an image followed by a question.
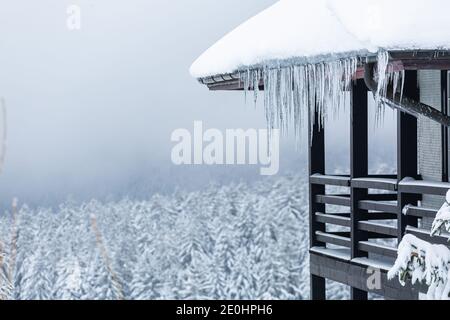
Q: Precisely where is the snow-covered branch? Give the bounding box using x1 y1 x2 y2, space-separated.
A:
389 190 450 299
431 191 450 238
388 234 450 300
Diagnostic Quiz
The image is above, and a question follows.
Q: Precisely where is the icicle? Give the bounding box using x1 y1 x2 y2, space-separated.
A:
374 50 390 121
239 56 359 141
393 71 399 102
372 50 408 126
252 70 260 106
400 70 405 104
241 69 249 103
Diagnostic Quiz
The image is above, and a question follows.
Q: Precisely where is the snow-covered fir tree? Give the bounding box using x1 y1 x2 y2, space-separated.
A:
389 190 450 300
0 172 347 300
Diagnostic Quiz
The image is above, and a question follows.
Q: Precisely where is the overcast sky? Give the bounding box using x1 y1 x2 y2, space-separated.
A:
0 0 395 207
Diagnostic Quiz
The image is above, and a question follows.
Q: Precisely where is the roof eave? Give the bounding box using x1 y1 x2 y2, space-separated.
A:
198 50 450 91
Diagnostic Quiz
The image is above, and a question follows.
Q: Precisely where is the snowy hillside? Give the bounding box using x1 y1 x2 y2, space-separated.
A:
0 174 347 300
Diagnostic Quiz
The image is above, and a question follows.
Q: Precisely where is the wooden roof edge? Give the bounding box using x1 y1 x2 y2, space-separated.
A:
198 50 450 91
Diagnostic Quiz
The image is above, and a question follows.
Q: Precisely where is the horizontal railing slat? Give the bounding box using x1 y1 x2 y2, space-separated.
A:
358 221 398 237
403 205 437 218
315 195 351 207
398 180 450 196
358 241 398 258
352 178 398 191
315 231 351 248
406 227 450 246
315 212 351 227
310 174 350 187
309 175 450 263
358 200 398 213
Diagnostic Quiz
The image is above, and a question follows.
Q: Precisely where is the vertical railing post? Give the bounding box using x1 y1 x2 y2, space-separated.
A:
308 108 326 300
350 79 369 300
441 70 448 183
397 70 419 242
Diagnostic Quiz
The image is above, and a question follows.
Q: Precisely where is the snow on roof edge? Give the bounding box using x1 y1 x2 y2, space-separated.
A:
192 50 375 79
191 0 450 80
192 47 450 80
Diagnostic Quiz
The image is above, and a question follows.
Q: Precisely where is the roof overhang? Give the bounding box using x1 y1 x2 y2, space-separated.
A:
198 50 450 91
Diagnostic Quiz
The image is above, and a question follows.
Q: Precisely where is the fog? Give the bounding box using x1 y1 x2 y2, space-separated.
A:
0 0 395 207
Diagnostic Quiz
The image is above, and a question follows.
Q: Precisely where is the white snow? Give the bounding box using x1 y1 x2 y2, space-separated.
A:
310 246 351 261
388 234 450 300
190 0 368 78
0 173 352 300
351 177 397 184
352 257 393 271
191 0 450 78
399 179 450 189
431 190 450 238
328 0 450 52
390 193 450 300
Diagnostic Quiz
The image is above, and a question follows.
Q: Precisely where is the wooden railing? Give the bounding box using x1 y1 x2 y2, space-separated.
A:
308 74 443 299
309 174 450 260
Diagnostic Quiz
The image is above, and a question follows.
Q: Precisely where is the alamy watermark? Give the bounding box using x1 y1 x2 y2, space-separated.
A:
366 267 382 291
171 121 280 176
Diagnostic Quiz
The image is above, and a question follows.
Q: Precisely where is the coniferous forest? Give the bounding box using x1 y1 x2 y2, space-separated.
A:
0 174 347 300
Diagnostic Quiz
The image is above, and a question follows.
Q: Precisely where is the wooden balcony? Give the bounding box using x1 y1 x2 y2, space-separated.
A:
309 173 449 300
308 74 450 300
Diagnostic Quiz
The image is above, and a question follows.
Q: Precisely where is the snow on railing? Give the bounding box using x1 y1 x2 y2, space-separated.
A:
431 191 450 238
388 234 450 300
389 190 450 300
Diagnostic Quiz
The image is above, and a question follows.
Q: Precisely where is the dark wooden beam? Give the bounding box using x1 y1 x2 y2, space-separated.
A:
404 205 437 219
359 200 398 214
351 288 368 300
398 180 450 196
310 274 326 300
397 71 420 242
406 226 450 246
202 51 450 92
364 63 450 127
310 174 350 187
351 178 397 191
441 70 449 182
309 109 326 248
315 194 351 207
308 109 326 300
350 79 369 300
315 231 351 248
397 71 419 179
310 252 420 300
315 212 351 227
358 241 398 258
351 80 369 257
358 221 398 237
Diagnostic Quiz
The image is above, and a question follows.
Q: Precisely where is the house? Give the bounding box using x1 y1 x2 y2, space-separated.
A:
190 0 450 300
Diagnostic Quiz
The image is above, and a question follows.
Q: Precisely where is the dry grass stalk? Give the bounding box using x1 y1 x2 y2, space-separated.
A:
7 198 19 293
0 100 9 299
0 240 8 300
90 214 125 300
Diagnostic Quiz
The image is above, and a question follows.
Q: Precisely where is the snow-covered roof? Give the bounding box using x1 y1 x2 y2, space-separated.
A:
190 0 450 79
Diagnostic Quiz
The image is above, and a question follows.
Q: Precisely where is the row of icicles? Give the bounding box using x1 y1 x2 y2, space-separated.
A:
239 50 405 138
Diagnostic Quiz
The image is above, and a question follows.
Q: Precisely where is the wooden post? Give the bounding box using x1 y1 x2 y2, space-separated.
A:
310 274 326 300
441 70 448 182
308 109 326 300
350 79 369 300
397 70 419 242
